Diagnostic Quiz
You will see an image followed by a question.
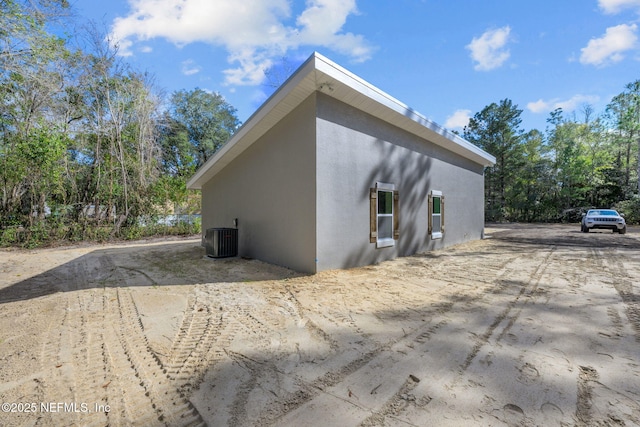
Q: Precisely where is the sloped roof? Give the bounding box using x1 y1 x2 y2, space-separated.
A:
187 52 496 189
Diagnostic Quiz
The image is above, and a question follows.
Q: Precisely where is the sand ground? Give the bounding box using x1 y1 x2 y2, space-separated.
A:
0 224 639 426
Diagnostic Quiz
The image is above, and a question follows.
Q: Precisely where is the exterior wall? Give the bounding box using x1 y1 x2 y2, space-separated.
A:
201 95 317 273
315 93 486 271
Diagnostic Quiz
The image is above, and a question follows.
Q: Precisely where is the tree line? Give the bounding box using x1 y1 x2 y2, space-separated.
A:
463 86 640 224
1 0 239 246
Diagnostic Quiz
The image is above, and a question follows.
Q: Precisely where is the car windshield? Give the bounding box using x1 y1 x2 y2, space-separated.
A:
588 210 618 216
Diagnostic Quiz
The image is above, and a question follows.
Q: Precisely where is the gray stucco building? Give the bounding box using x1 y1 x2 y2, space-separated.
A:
187 53 496 273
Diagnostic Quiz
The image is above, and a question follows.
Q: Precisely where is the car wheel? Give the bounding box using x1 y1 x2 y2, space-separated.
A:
619 226 626 235
582 225 589 233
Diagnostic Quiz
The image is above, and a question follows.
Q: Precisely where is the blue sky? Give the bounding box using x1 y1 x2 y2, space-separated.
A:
70 0 640 133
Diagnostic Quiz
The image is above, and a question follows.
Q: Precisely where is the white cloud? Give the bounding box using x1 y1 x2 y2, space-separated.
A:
444 109 472 130
181 60 201 76
109 0 373 86
598 0 640 14
526 94 600 114
580 24 638 66
466 26 512 71
294 0 370 61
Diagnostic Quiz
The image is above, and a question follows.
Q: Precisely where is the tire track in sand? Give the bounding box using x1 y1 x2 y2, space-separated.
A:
163 291 230 395
36 291 110 427
358 375 426 427
595 247 640 341
251 243 554 426
108 287 205 426
53 253 207 427
576 365 599 424
349 245 557 426
459 246 556 374
251 288 478 426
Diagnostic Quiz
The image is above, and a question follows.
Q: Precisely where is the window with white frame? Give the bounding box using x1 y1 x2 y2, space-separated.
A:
429 190 444 239
370 182 399 248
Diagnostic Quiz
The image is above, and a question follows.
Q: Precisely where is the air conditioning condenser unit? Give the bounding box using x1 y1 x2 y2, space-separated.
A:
205 228 238 258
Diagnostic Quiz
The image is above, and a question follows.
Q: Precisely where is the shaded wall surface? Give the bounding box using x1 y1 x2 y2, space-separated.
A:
201 95 317 273
315 93 485 271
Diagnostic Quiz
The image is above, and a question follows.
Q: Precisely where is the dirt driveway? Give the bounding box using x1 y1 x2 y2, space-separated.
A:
1 224 639 426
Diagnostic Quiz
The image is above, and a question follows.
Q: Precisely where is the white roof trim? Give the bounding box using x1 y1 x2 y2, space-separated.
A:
187 52 496 189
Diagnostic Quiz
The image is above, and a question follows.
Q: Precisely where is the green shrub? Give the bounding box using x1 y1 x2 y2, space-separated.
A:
122 225 143 241
614 196 640 225
0 215 201 248
0 227 20 247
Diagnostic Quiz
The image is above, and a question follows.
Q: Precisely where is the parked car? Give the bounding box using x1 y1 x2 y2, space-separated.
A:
581 209 626 234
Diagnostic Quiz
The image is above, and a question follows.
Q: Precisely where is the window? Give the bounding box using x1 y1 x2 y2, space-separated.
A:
370 182 399 248
378 188 393 242
429 190 444 239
